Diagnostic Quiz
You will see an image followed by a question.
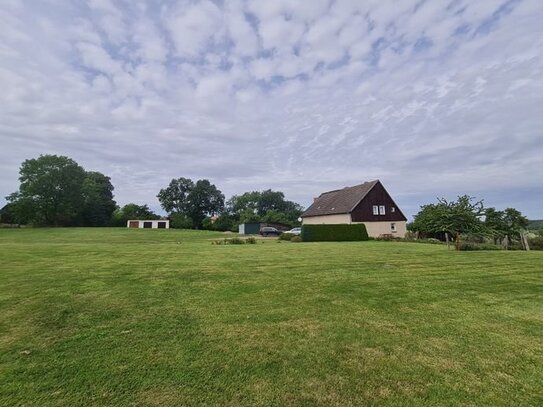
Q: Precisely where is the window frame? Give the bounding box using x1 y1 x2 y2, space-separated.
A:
379 205 386 215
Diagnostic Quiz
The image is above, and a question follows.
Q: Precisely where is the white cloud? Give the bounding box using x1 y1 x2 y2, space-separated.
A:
166 0 222 58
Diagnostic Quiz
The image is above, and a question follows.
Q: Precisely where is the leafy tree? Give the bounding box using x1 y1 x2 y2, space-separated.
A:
157 177 194 214
7 155 86 226
226 189 303 226
81 172 116 226
112 203 159 226
485 207 529 246
0 203 20 224
185 180 224 228
411 195 486 250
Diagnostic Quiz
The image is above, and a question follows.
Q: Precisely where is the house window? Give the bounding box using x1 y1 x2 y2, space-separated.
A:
379 205 386 215
373 205 379 215
391 207 396 213
391 223 396 232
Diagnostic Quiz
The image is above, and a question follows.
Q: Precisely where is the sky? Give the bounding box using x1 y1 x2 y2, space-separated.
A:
1 0 542 220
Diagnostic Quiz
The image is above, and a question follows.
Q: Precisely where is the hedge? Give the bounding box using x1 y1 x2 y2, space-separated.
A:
301 224 369 242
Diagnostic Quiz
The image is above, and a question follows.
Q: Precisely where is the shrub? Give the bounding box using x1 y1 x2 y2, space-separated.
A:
229 237 245 245
279 233 294 241
528 236 543 250
170 213 193 229
245 237 257 244
291 236 302 243
301 224 369 242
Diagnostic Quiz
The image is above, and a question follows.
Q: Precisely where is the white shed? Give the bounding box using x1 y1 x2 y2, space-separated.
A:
127 220 170 229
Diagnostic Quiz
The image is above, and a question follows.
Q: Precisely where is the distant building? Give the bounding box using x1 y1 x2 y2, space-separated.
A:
301 180 407 238
127 220 170 229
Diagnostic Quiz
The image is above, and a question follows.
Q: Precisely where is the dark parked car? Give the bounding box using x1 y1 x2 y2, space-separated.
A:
260 226 281 236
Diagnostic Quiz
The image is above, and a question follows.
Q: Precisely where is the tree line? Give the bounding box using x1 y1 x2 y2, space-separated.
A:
1 155 303 230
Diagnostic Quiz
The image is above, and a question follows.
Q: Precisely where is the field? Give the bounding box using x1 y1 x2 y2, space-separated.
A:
0 228 542 406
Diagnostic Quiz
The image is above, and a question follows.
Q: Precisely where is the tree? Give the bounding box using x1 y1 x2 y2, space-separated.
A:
112 203 159 226
226 189 303 227
81 172 116 226
185 180 224 228
411 195 486 250
157 177 194 214
485 207 529 247
7 155 86 226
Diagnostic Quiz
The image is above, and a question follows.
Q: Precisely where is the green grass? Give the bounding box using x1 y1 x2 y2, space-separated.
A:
0 228 542 406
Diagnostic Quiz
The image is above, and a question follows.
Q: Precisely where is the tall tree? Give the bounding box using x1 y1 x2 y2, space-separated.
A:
157 177 194 214
185 180 224 228
7 155 86 226
81 172 117 226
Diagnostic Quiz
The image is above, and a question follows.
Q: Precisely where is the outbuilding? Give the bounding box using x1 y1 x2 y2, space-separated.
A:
127 220 170 229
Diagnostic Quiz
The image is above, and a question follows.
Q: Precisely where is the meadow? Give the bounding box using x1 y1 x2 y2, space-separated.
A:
0 228 541 406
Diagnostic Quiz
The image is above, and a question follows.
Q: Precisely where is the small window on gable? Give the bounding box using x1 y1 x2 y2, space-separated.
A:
391 223 396 232
379 205 386 215
391 207 396 213
373 205 379 215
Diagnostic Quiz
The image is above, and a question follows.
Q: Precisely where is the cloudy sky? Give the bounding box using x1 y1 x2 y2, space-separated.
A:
1 0 542 219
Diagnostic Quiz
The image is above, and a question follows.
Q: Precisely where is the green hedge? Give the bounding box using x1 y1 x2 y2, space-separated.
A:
301 224 369 242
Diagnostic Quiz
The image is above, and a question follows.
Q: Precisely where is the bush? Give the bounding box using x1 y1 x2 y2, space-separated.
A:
245 237 257 244
170 213 193 229
279 233 294 241
301 224 369 242
291 236 302 243
528 236 543 250
229 237 245 245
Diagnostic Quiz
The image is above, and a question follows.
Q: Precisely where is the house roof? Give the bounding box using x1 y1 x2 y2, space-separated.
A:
302 180 379 217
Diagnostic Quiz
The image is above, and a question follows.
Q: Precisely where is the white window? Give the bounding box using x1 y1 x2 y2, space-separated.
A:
391 223 396 232
379 205 386 215
391 207 396 213
373 205 379 215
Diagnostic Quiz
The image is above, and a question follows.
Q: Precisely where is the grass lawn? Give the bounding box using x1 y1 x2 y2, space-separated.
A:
0 228 541 406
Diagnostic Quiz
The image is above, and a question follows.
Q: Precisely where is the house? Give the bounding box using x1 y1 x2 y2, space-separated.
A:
301 180 407 238
127 219 170 229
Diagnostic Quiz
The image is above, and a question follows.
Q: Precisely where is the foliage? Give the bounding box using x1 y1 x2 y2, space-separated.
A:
185 180 224 229
81 172 117 226
278 232 294 241
169 212 193 229
0 203 21 224
411 195 486 250
6 155 87 226
227 189 303 227
245 237 257 244
158 178 224 229
6 155 120 227
528 236 543 250
112 203 160 226
290 235 303 242
485 207 529 243
301 224 369 242
157 178 194 214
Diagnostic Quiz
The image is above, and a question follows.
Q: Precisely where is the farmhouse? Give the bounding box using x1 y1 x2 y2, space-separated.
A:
301 180 407 238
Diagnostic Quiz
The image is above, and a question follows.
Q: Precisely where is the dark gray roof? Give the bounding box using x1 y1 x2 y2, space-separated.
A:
302 180 379 217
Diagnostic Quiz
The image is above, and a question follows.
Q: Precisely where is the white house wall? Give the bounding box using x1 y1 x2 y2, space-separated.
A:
303 214 407 238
